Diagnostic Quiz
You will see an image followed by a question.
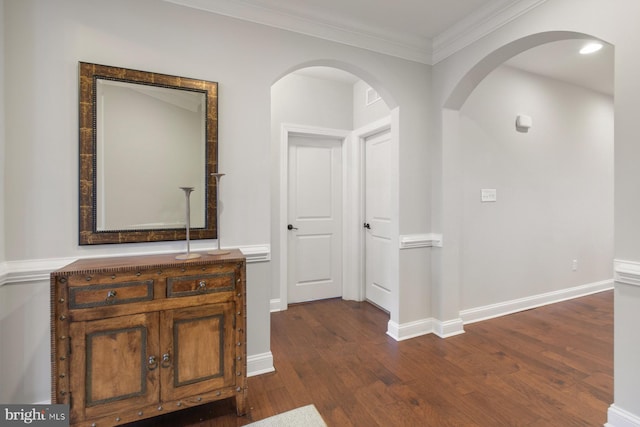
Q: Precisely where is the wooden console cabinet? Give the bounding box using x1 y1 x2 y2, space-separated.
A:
50 250 247 426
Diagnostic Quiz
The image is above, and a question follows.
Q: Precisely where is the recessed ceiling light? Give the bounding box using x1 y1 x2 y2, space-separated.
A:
580 42 603 55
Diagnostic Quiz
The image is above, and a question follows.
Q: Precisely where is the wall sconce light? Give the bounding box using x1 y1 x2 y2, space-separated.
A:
516 114 532 133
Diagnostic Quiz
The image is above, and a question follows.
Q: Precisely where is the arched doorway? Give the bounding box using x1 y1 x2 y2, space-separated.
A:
270 64 402 334
437 30 615 333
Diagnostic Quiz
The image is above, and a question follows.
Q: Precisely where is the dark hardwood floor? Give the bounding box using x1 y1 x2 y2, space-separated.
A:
139 290 613 426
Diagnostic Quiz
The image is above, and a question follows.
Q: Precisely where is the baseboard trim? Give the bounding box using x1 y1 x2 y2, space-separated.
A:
606 405 640 427
460 279 614 325
247 352 275 377
433 318 465 338
387 318 433 341
270 298 282 312
387 316 465 341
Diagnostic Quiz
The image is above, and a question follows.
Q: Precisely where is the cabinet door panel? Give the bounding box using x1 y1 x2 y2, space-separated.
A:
69 312 159 422
160 303 235 402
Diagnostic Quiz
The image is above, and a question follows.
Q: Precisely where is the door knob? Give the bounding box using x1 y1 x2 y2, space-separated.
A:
161 352 171 368
148 356 158 371
363 222 371 229
105 290 117 303
287 224 298 230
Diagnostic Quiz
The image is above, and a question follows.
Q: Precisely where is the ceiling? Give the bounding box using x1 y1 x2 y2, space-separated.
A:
506 39 614 96
165 0 614 95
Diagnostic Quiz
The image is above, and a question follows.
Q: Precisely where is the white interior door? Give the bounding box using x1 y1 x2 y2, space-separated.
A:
364 128 392 311
288 134 343 304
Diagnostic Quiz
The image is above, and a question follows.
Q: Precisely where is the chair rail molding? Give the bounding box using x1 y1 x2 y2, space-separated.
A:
614 259 640 287
0 258 77 287
0 245 270 287
399 233 443 249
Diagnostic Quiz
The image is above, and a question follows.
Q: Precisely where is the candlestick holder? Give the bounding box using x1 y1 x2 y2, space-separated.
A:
176 186 201 260
209 173 230 256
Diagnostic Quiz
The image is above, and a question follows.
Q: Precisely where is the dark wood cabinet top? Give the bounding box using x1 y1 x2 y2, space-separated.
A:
52 250 245 275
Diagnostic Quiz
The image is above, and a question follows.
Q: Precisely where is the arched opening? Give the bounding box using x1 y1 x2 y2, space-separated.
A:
439 31 614 332
270 63 402 335
445 31 602 110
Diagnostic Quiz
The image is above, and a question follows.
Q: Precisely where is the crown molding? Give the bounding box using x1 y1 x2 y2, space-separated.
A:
164 0 546 66
164 0 431 64
432 0 548 64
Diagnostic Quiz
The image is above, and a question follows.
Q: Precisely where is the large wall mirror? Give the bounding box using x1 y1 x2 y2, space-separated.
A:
79 62 219 244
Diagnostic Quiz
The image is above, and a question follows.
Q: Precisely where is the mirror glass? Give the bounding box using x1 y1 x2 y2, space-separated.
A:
96 80 206 231
79 62 219 245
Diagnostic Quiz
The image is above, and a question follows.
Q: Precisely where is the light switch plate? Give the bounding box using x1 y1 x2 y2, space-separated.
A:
481 189 497 202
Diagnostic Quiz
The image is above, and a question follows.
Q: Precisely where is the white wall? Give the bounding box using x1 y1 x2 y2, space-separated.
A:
0 0 5 265
1 0 433 404
459 65 613 311
271 73 354 131
0 0 6 397
0 282 50 404
432 0 640 422
353 80 390 129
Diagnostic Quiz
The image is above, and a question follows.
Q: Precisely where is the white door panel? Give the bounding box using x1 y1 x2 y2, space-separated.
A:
365 129 392 311
288 135 342 304
296 235 332 282
295 146 334 219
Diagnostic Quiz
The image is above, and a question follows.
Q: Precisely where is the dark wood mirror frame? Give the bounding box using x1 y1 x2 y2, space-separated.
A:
79 62 218 245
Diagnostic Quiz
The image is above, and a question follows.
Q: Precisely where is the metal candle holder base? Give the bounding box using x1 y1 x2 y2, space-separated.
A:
208 249 230 256
176 252 202 260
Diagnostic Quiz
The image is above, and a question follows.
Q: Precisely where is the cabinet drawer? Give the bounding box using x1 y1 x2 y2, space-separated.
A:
167 272 235 297
69 281 154 309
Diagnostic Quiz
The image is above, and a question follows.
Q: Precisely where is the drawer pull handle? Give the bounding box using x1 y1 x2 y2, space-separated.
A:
105 290 117 303
148 355 158 371
162 352 171 368
198 281 207 291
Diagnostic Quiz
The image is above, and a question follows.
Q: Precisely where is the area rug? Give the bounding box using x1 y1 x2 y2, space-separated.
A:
247 404 327 426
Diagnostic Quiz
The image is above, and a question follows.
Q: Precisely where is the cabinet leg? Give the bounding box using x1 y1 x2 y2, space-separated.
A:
235 392 248 416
